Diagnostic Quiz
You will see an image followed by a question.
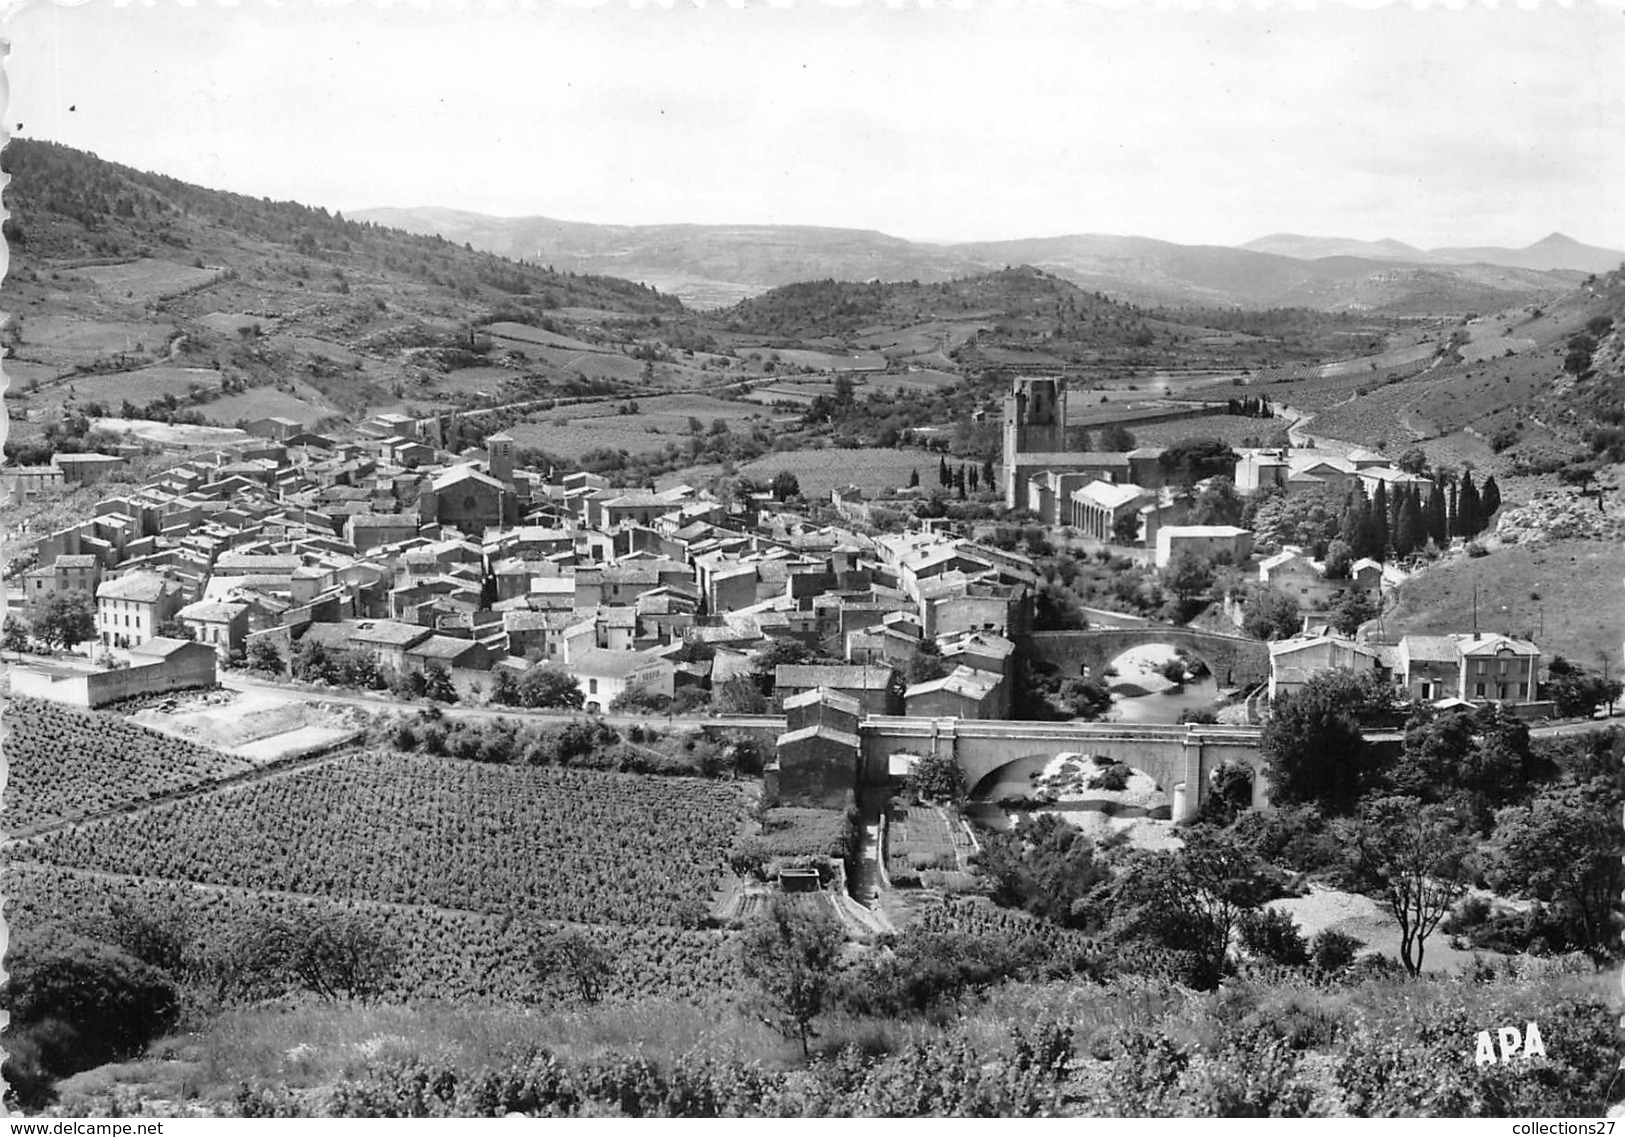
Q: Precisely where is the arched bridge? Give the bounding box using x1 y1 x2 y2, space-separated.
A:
858 716 1269 820
1024 627 1270 689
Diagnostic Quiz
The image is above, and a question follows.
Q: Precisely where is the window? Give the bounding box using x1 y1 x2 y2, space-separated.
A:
1475 682 1486 697
1499 660 1508 675
1519 682 1529 698
588 679 598 695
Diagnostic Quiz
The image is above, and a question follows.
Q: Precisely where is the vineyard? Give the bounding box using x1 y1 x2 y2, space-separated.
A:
5 865 741 1005
1 698 255 831
17 751 753 927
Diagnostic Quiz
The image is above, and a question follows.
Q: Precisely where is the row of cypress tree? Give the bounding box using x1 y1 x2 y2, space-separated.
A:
1336 471 1500 562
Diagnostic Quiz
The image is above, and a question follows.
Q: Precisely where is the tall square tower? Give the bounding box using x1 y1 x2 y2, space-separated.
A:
1002 376 1068 506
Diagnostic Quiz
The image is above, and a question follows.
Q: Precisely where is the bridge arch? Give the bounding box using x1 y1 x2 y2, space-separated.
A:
1023 627 1270 689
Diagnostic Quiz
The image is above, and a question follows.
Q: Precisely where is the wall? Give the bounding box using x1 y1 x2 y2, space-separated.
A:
12 652 217 709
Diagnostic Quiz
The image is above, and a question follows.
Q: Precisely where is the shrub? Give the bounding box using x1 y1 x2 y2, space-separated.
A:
1238 908 1310 967
1090 763 1131 792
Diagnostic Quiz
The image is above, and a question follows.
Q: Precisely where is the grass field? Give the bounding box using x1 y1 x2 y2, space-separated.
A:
200 387 333 427
18 315 176 358
79 258 225 304
738 447 932 497
44 365 222 412
507 394 776 458
1383 537 1625 666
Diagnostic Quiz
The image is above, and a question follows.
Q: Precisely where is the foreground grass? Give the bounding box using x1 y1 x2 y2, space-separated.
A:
47 959 1619 1118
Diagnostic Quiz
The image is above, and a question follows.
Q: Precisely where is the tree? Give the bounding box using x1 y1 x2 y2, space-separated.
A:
1261 671 1379 813
260 911 399 1002
31 590 96 652
1454 470 1481 538
981 456 996 490
245 638 283 675
1100 423 1136 451
1544 657 1623 718
905 644 949 685
908 468 920 489
1249 486 1342 556
2 927 181 1108
1033 581 1086 631
978 812 1110 928
489 667 520 706
422 661 459 704
1367 481 1390 556
1109 831 1283 989
1480 475 1501 522
154 618 192 641
532 927 614 1004
714 674 770 714
1157 438 1238 489
938 454 951 488
1322 539 1353 580
1161 550 1214 603
771 471 801 502
1237 908 1311 967
1395 448 1430 475
740 898 845 1057
1190 476 1244 526
1487 780 1622 953
1057 677 1113 721
518 665 584 710
1328 588 1379 637
1241 586 1301 641
1350 796 1473 975
909 751 967 803
1111 512 1141 545
3 613 31 655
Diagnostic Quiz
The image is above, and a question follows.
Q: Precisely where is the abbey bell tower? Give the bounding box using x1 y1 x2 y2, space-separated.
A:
1002 376 1068 506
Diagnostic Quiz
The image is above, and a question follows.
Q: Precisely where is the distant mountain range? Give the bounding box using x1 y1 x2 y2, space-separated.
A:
1239 231 1625 274
353 206 1624 312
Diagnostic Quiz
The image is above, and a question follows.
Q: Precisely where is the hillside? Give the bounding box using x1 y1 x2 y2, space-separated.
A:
353 206 1587 314
713 267 1379 374
1282 266 1625 474
0 140 700 441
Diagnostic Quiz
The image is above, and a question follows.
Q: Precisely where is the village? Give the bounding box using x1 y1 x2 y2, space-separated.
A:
5 374 1575 819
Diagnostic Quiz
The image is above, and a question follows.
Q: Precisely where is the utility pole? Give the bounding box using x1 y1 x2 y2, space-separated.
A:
1471 581 1479 636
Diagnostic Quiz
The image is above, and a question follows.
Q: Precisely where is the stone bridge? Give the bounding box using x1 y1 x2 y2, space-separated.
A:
858 716 1269 821
1024 627 1270 689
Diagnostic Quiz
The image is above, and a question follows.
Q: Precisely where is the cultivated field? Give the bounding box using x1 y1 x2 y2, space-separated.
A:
737 447 934 497
18 751 753 927
1 698 256 832
91 417 252 448
1121 415 1290 449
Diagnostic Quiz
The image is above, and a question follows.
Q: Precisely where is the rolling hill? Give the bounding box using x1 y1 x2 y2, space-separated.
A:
353 205 1594 314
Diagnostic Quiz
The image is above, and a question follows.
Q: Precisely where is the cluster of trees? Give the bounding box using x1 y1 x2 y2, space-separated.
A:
1223 395 1274 418
1257 671 1625 966
291 641 458 704
3 905 399 1108
5 592 96 654
387 708 767 779
936 454 998 498
1247 469 1500 565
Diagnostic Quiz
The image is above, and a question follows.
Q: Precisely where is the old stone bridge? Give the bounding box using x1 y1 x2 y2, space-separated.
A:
859 716 1268 821
1024 627 1271 689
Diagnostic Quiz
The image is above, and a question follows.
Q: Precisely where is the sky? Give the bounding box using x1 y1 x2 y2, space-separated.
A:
4 0 1625 250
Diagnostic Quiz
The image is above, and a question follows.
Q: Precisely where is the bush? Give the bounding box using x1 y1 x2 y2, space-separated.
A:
1090 763 1131 792
3 927 181 1108
1238 908 1310 967
1310 929 1363 974
1465 541 1488 558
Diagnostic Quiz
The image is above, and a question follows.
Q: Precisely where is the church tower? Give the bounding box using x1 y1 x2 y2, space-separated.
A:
1002 376 1067 506
487 430 515 485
